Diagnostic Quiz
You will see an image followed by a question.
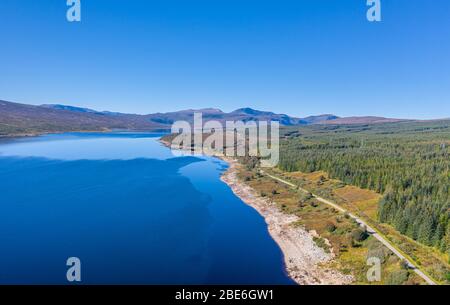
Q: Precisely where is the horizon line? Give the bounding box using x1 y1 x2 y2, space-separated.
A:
1 98 449 121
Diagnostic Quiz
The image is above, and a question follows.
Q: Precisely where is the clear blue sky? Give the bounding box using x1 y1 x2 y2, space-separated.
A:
1 0 449 118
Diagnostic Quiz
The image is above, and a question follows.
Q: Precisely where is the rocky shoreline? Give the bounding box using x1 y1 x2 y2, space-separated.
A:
220 158 353 285
159 137 353 284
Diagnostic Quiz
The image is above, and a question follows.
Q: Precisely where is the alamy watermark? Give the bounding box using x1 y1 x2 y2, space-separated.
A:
66 257 81 282
170 113 280 168
367 0 382 22
67 0 81 22
367 257 382 282
65 1 380 24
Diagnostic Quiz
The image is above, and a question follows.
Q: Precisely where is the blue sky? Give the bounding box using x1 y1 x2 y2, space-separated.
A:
0 0 449 118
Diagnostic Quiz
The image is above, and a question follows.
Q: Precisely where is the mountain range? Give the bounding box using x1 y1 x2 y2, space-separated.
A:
0 99 412 137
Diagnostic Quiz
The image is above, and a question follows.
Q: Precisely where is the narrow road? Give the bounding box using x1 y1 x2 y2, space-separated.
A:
260 170 437 285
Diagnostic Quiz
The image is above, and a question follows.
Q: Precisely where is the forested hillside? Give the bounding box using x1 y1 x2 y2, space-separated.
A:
0 100 166 136
279 121 450 254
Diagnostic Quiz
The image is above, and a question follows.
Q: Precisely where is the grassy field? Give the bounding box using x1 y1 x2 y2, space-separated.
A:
268 167 450 284
235 164 425 285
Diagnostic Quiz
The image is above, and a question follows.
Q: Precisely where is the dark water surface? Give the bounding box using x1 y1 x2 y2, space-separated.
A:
0 133 293 284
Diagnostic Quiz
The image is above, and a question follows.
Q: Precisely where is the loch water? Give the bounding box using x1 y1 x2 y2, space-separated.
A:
0 133 293 284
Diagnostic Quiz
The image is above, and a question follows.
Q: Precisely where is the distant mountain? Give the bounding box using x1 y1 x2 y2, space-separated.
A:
302 114 339 124
146 107 336 126
0 100 165 137
38 105 342 126
231 108 274 116
41 104 126 116
321 116 408 125
0 100 417 137
41 104 101 114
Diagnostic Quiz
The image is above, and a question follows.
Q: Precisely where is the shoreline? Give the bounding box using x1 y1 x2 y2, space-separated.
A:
0 129 171 140
219 157 353 285
158 137 353 284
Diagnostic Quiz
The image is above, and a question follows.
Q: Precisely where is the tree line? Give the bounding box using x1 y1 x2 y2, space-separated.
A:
278 122 450 255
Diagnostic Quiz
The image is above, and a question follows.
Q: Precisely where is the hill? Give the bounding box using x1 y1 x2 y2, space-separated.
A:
1 101 342 137
144 107 338 126
0 100 164 137
0 99 430 137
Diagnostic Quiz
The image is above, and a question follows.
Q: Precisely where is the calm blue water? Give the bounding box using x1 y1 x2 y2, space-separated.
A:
0 133 293 285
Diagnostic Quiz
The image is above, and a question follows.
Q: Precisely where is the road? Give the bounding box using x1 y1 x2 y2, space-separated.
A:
260 170 437 285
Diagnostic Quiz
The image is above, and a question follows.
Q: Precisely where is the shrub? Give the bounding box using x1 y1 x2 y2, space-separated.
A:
299 192 313 202
313 237 330 253
339 243 348 253
400 260 410 270
367 247 388 264
366 239 391 263
326 222 337 233
244 156 259 170
317 175 326 185
385 270 409 285
351 227 369 242
310 201 319 208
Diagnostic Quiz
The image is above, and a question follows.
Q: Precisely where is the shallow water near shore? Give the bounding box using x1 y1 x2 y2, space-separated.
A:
0 133 294 284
